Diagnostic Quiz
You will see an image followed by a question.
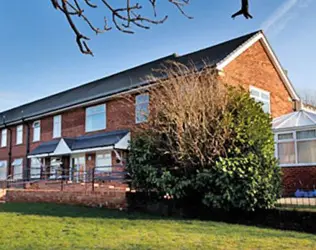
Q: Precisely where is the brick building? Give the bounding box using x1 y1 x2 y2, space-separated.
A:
0 31 303 191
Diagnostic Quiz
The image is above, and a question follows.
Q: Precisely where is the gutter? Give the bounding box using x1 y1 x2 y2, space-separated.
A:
23 119 31 180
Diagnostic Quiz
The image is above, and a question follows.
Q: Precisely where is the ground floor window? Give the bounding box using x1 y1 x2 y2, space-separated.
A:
0 161 7 180
12 158 23 180
96 152 112 172
30 158 41 179
275 129 316 166
49 157 62 179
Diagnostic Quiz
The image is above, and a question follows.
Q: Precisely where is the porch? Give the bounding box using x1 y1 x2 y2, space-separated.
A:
7 130 130 189
273 110 316 196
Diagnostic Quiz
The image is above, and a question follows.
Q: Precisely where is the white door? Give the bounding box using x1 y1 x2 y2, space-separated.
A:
70 154 86 182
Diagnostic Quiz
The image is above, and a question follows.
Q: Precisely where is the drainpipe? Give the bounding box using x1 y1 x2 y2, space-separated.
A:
2 116 12 179
24 119 31 181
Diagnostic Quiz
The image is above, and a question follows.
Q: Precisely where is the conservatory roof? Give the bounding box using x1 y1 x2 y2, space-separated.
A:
273 110 316 131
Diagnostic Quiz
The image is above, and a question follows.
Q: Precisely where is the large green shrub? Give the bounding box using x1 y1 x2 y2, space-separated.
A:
127 64 280 211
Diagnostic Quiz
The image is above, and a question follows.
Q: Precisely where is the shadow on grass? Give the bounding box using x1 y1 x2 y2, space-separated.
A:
0 203 181 220
0 202 165 220
2 202 316 235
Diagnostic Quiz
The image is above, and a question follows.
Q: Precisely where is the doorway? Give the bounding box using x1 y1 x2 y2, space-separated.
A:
70 154 86 182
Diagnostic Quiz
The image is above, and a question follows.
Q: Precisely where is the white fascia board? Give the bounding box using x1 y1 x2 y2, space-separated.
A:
114 132 131 150
216 32 300 101
27 153 49 159
70 146 114 154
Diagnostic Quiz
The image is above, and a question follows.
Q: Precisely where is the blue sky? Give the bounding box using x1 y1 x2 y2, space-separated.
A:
0 0 315 111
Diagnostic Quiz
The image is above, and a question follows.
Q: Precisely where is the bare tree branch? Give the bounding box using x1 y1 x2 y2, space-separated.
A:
232 0 252 19
51 0 253 56
51 0 191 56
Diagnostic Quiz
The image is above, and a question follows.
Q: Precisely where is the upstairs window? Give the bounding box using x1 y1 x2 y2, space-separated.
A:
16 125 23 145
33 121 41 142
135 93 150 124
1 129 7 147
86 104 106 132
250 86 271 114
53 115 62 138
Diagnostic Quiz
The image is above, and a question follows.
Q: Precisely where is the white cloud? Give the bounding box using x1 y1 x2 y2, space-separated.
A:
261 0 312 37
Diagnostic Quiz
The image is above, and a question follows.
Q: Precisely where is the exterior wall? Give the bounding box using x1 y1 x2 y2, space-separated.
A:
223 40 294 118
5 189 127 209
1 96 136 178
281 166 316 196
0 39 296 185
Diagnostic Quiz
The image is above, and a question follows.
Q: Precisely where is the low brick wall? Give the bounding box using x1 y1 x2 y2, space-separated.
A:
282 166 316 196
5 189 127 209
25 180 129 192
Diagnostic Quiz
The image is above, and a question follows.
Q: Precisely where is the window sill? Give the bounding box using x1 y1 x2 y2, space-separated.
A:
280 164 316 168
85 128 106 134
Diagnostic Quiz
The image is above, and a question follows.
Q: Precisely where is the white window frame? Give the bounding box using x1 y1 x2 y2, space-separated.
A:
0 160 7 180
16 125 23 145
85 104 106 132
12 158 23 180
250 86 271 114
275 128 316 167
135 93 150 124
53 115 62 138
33 121 41 142
95 151 112 173
30 158 41 179
1 129 7 147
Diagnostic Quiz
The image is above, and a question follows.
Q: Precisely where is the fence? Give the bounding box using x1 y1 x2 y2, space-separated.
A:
4 165 130 192
277 181 316 209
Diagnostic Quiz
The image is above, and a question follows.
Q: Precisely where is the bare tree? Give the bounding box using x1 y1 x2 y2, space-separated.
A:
51 0 252 56
301 90 316 107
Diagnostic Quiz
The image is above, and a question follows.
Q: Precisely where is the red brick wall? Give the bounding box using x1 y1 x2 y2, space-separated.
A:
5 189 127 209
281 166 316 196
0 40 296 188
223 40 294 118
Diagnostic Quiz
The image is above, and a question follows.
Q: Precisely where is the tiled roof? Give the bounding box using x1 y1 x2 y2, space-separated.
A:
29 130 129 156
0 31 261 126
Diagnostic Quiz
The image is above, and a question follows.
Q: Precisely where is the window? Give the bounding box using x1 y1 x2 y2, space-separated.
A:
250 86 271 113
135 93 149 123
96 152 112 172
16 125 23 145
30 158 41 179
86 104 106 132
1 129 7 147
276 129 316 166
12 159 23 180
53 115 62 138
0 161 7 180
33 121 41 142
50 157 62 179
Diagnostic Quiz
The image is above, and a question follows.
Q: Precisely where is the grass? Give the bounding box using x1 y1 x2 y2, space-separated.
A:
0 203 316 250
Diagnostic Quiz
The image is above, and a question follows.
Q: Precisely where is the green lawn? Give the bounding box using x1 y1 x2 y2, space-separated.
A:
0 203 315 250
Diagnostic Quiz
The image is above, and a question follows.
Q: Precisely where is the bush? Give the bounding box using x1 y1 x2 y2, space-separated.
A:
127 63 281 211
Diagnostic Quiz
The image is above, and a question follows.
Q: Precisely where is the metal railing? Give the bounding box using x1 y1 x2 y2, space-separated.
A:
4 165 130 191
